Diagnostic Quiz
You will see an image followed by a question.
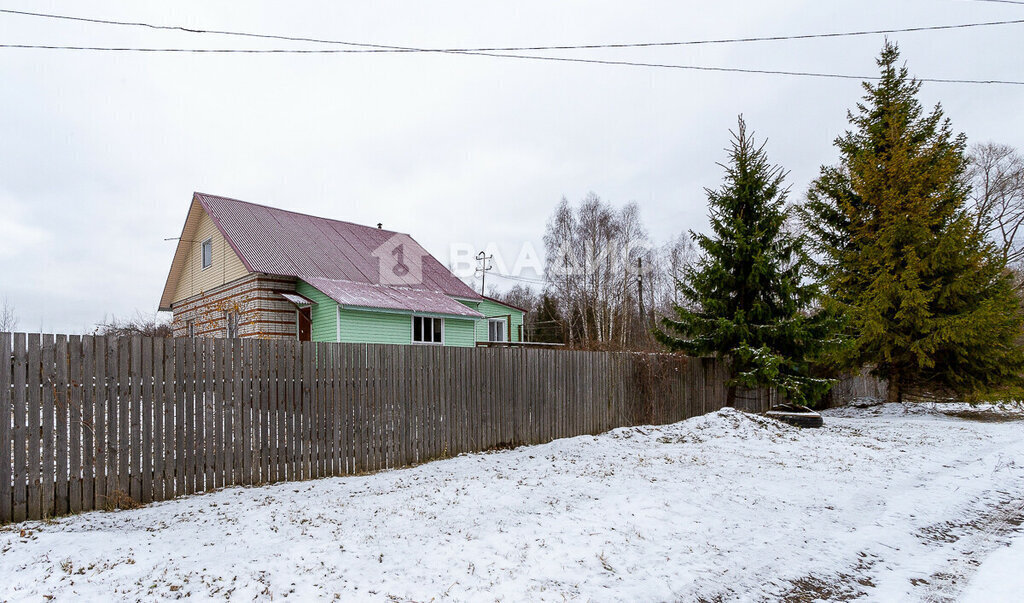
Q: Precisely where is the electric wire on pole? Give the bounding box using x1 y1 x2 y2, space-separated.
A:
475 252 494 295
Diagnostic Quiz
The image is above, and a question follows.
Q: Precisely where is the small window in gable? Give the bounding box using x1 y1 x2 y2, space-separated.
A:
201 238 213 269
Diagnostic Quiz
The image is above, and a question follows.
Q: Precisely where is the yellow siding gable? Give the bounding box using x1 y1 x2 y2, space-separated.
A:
171 205 250 305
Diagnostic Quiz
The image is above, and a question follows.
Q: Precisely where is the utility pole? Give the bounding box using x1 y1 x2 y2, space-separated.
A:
564 253 574 346
475 251 493 295
637 257 645 325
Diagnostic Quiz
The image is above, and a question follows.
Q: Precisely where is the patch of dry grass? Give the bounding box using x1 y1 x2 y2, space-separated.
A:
102 490 143 512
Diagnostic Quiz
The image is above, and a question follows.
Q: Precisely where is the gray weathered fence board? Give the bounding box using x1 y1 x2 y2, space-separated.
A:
174 339 186 497
184 338 195 495
69 335 83 513
204 338 215 491
55 335 69 515
0 333 11 521
140 337 152 504
214 338 226 490
27 334 41 519
116 336 129 498
241 340 251 486
12 334 27 522
41 335 55 518
260 339 270 483
93 336 107 510
129 337 141 503
153 338 165 502
271 340 281 483
81 336 95 513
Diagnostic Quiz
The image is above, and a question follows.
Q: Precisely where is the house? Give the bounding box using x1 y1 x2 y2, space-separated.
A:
158 193 526 346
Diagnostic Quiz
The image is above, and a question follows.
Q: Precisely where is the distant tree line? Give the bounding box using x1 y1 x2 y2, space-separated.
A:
0 300 172 338
493 42 1024 405
489 199 695 351
93 312 173 338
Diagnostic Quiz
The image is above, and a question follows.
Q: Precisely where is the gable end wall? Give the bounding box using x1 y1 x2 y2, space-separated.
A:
171 203 250 305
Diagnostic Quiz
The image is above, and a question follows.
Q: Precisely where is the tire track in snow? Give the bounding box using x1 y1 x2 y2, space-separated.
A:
920 490 1024 603
769 417 1024 603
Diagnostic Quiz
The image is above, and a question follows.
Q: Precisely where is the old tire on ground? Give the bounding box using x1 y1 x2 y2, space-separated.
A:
765 404 824 428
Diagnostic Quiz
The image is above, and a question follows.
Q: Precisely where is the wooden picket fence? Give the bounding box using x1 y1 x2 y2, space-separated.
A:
1 333 733 524
825 368 890 407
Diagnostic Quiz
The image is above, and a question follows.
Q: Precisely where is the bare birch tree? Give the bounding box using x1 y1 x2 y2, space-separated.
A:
967 142 1024 265
653 232 697 312
0 296 17 332
543 193 653 348
492 284 540 340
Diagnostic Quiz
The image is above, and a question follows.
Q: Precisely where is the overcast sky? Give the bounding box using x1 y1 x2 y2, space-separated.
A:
1 0 1022 334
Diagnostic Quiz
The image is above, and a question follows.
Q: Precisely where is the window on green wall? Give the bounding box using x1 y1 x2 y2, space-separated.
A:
412 315 443 344
488 318 507 342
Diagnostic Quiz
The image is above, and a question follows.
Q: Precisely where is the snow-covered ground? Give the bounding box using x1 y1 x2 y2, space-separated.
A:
2 402 1023 602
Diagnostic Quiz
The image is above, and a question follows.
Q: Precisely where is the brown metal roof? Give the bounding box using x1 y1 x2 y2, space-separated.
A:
278 292 317 307
304 277 484 318
481 294 530 314
195 192 481 300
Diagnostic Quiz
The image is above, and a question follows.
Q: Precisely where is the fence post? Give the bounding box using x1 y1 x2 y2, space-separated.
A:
1 333 11 523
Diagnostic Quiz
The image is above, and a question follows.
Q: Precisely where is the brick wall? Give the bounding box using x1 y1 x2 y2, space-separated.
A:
170 273 300 339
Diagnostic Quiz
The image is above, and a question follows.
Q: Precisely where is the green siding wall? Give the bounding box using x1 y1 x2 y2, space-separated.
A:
445 318 476 347
338 309 410 344
297 279 477 347
469 298 525 343
338 309 475 347
295 280 338 342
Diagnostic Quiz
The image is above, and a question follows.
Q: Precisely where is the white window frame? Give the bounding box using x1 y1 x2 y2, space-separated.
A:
487 317 508 342
201 238 213 270
411 315 444 345
185 319 195 338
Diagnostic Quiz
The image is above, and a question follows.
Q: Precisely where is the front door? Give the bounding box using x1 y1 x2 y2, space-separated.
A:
298 307 312 341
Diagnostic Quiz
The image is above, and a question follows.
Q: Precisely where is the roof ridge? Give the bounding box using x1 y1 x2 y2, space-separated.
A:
304 276 433 292
194 191 410 236
303 276 484 318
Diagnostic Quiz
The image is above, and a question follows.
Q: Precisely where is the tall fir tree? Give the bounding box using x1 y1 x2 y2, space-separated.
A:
801 42 1024 401
658 117 833 406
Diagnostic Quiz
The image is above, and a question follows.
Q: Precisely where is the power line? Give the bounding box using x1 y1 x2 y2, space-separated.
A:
489 273 548 285
2 41 1021 85
3 8 1024 53
2 9 1023 84
963 0 1024 5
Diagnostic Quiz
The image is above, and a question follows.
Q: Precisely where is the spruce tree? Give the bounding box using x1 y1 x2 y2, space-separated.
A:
801 42 1024 401
658 117 833 406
